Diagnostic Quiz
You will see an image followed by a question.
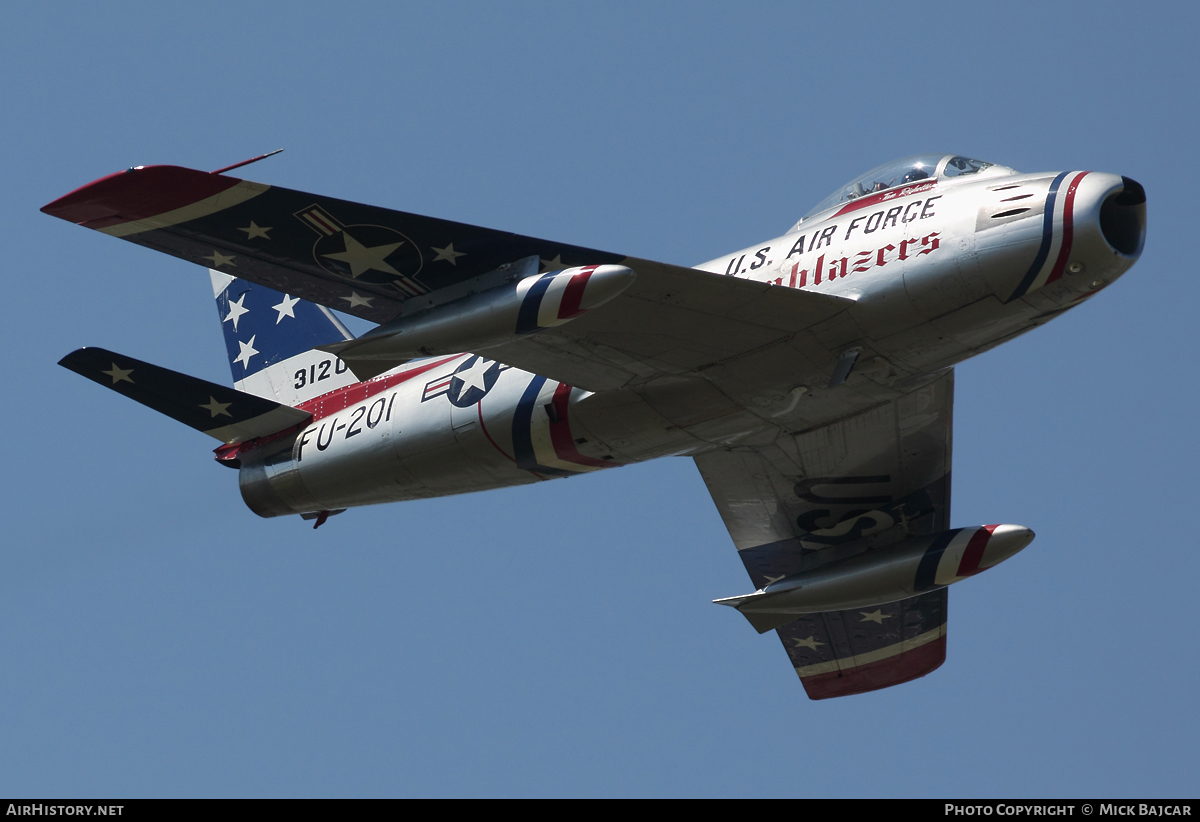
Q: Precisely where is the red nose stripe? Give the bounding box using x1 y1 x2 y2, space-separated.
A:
1044 171 1091 286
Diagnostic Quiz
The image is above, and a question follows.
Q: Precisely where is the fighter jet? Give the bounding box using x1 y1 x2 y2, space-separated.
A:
43 153 1145 699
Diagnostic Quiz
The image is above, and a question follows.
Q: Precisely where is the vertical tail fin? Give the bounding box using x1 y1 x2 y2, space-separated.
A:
211 270 361 406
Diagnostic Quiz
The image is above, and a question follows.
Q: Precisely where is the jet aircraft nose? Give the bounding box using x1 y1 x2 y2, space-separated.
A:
1005 171 1146 304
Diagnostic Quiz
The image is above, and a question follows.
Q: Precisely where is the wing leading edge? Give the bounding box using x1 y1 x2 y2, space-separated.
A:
694 370 954 699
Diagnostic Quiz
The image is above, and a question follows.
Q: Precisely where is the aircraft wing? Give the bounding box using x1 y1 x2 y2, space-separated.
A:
42 165 853 391
694 369 954 699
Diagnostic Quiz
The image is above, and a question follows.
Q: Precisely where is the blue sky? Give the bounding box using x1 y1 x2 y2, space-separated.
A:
1 1 1196 797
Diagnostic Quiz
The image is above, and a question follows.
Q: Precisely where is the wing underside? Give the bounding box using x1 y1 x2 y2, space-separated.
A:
695 370 954 699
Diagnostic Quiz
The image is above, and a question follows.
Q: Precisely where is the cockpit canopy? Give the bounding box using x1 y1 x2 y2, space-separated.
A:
798 154 1014 225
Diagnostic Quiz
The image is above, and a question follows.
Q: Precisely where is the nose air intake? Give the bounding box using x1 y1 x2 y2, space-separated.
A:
1100 176 1146 257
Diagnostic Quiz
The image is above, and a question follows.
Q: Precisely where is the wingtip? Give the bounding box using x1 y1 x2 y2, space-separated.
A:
57 347 91 367
41 165 239 230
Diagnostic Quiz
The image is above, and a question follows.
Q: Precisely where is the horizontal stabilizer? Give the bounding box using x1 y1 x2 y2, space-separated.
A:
59 347 311 444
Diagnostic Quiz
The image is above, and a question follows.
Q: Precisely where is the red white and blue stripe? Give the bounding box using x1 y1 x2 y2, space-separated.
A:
914 525 1004 590
511 376 612 475
514 265 603 334
1006 171 1092 303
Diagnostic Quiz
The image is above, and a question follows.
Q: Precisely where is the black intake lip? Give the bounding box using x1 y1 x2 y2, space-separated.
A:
1100 176 1146 256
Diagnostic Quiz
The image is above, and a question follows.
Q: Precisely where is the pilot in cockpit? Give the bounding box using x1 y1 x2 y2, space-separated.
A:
796 154 1008 227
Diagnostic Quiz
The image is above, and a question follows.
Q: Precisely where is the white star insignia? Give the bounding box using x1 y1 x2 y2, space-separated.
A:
341 291 374 308
859 609 893 624
322 232 403 278
238 221 272 240
272 294 300 324
233 335 259 370
102 363 134 384
199 396 233 418
540 254 565 272
223 292 250 331
790 635 825 651
454 358 492 395
431 243 466 265
205 250 237 268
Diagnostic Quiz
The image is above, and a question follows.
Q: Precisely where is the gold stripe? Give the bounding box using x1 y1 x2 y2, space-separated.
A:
99 180 271 238
793 623 946 678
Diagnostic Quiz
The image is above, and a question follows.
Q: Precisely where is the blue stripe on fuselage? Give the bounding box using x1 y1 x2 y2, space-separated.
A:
1006 171 1070 303
511 374 572 476
511 375 550 474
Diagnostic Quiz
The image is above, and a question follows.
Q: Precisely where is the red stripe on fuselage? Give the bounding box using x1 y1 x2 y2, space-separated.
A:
297 355 460 422
478 402 516 463
547 382 610 468
1044 171 1091 286
831 179 938 219
955 524 998 578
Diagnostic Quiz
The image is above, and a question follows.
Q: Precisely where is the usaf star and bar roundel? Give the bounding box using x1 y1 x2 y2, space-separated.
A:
448 355 504 407
295 204 427 296
421 355 508 407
